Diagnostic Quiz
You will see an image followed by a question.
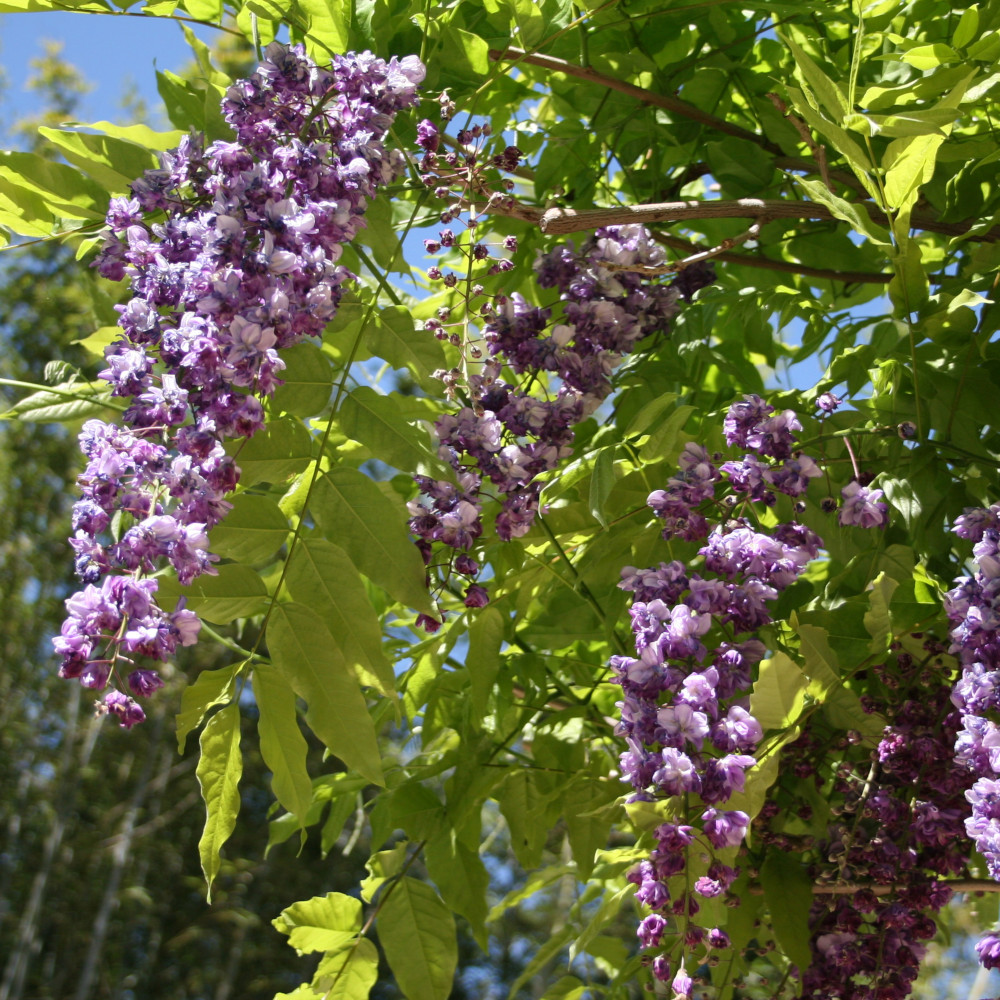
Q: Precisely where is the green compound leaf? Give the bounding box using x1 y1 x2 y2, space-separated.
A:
366 305 446 382
379 877 457 1000
338 386 450 479
312 938 380 1000
196 703 243 900
311 467 435 615
268 602 384 786
284 537 395 695
156 563 269 625
761 850 813 978
253 661 312 827
176 661 241 754
210 493 289 565
272 891 362 955
233 417 314 487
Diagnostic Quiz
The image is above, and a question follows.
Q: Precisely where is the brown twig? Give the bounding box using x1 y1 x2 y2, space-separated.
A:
601 218 767 274
748 878 1000 896
489 46 868 197
650 231 893 284
534 198 997 242
767 91 834 193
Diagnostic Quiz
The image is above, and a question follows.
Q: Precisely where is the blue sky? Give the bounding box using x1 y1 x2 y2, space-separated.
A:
0 11 217 126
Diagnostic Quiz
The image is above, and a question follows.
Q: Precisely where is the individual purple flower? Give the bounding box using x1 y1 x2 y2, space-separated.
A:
701 808 750 849
976 933 1000 970
839 481 888 528
816 391 843 412
463 584 490 608
671 966 693 1000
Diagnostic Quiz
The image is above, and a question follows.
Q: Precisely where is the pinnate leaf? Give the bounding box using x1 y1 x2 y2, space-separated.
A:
272 891 362 955
378 878 457 1000
196 703 243 899
254 661 312 827
268 602 384 786
311 467 434 614
285 537 395 694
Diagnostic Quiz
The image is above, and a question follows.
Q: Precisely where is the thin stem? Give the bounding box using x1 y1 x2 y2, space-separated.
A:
537 514 628 655
47 4 243 35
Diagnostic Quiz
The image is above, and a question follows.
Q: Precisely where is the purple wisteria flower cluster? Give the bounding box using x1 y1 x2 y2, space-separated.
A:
945 501 1000 968
53 43 424 726
618 395 824 991
758 648 968 1000
407 225 705 620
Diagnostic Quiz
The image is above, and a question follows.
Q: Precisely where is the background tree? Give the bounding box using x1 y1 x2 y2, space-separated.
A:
1 2 1000 1000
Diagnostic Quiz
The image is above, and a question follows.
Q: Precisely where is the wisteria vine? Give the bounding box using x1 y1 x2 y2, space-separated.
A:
407 219 712 619
617 396 830 992
53 42 423 725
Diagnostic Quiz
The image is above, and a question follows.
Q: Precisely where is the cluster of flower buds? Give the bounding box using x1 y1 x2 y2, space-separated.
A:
944 501 1000 967
408 225 709 620
54 43 424 725
617 396 825 990
758 646 968 1000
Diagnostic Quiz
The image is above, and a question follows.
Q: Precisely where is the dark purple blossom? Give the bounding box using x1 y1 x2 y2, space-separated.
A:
58 43 423 723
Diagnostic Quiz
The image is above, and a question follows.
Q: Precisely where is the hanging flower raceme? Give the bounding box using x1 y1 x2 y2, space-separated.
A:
54 42 424 726
615 396 825 989
944 501 1000 966
409 225 709 616
759 649 968 1000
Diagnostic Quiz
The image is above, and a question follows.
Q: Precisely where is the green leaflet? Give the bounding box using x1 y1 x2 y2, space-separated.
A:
388 782 446 842
378 878 457 1000
156 563 269 624
196 703 243 900
793 618 885 743
588 446 616 527
338 386 450 480
176 662 241 754
272 891 362 955
0 150 107 224
793 175 891 246
750 653 808 731
365 304 446 382
284 537 395 695
466 603 505 720
360 843 408 902
37 126 159 193
1 380 115 423
563 775 622 881
497 770 552 870
863 571 898 653
310 467 435 615
424 829 489 946
253 661 312 827
312 938 380 1000
209 493 290 565
761 851 814 977
268 602 384 786
292 0 349 58
232 417 314 487
270 341 334 417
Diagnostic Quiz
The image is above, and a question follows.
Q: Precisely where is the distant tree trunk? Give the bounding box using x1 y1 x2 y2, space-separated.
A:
0 686 80 1000
73 712 164 1000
